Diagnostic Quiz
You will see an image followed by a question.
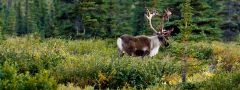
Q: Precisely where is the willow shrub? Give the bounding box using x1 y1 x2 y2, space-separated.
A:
168 41 213 60
51 40 180 89
0 37 180 89
0 36 240 89
196 72 240 90
0 61 57 90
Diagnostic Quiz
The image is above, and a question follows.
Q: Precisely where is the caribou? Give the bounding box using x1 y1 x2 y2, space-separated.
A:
117 8 174 58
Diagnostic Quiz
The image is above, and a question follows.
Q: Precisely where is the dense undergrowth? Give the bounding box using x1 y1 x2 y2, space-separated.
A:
0 36 240 89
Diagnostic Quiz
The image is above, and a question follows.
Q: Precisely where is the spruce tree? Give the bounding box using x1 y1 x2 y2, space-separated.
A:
190 0 222 40
179 0 193 83
15 1 25 35
2 0 16 36
131 0 148 35
155 0 223 41
44 0 59 38
0 0 3 40
114 0 134 36
218 0 240 41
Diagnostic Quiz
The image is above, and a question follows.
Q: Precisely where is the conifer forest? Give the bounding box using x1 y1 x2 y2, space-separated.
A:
0 0 240 89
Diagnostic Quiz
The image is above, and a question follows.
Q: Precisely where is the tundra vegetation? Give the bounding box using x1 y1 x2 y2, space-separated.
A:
0 0 240 90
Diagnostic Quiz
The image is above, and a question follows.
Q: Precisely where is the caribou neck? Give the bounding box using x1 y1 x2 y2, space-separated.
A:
148 35 162 57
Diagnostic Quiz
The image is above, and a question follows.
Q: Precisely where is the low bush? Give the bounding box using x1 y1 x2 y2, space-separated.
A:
168 41 213 60
211 42 240 72
0 37 240 89
196 72 240 90
52 55 181 89
0 61 57 90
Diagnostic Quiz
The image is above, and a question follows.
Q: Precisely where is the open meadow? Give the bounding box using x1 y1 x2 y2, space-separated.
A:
0 36 240 89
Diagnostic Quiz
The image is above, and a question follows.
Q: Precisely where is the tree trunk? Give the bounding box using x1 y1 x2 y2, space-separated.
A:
107 0 113 37
181 42 187 83
25 0 29 33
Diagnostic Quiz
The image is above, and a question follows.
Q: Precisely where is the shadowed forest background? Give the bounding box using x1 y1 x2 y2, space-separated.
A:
0 0 239 40
0 0 240 90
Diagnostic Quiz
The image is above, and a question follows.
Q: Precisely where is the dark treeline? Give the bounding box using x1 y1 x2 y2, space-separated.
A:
0 0 239 40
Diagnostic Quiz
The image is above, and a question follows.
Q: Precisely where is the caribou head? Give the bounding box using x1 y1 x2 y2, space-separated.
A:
117 8 173 58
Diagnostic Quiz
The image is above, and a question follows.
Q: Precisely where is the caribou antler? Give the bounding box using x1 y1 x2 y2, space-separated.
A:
159 8 172 34
164 8 172 20
163 28 174 38
145 8 158 33
145 8 173 37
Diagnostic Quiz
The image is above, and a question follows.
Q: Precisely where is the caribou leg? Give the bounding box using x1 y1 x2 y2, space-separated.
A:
118 49 124 57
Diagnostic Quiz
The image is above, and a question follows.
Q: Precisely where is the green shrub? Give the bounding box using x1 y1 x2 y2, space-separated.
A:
211 42 240 72
196 72 240 90
168 41 213 60
0 61 57 90
0 37 239 89
52 55 181 89
178 82 197 90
